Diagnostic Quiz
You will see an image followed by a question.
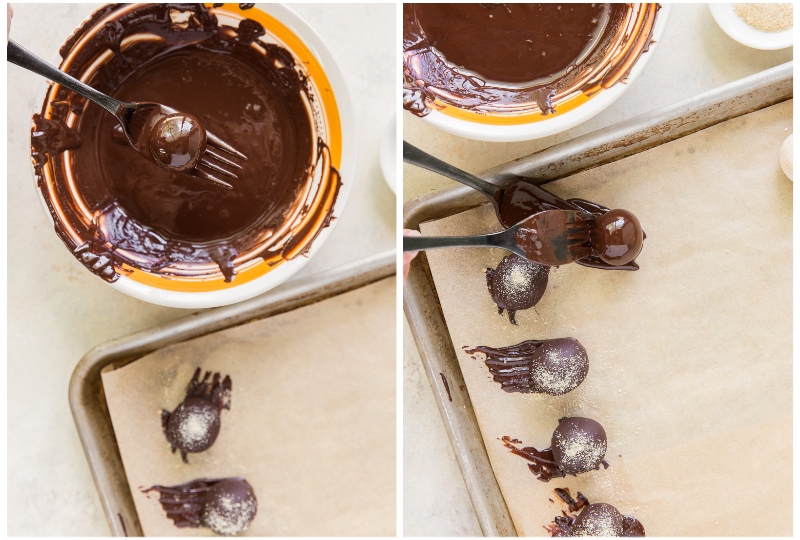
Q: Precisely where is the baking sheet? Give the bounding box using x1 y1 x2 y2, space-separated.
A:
102 276 396 536
419 101 792 536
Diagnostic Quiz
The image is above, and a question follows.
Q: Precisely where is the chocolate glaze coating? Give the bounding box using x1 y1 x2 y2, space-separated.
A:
164 396 221 454
498 182 644 271
485 254 549 325
149 113 206 172
546 489 645 537
621 515 647 537
143 477 257 536
464 337 588 396
590 209 644 266
573 503 624 536
551 417 608 475
202 479 258 536
501 415 608 482
162 368 232 463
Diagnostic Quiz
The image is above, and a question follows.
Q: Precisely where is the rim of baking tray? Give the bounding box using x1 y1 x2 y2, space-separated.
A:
30 3 357 309
708 3 794 50
411 4 672 142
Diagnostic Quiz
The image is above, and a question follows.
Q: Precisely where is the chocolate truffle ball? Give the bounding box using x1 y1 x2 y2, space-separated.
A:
573 503 624 536
162 368 231 462
164 396 221 455
551 417 607 475
486 254 549 325
590 209 643 266
149 113 206 172
202 478 258 536
531 338 589 396
621 515 646 536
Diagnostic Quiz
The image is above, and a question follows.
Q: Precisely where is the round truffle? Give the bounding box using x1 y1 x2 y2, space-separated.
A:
621 514 646 536
202 478 258 536
530 338 589 396
551 417 607 475
573 503 624 536
486 254 549 324
590 209 643 266
165 396 221 455
149 113 206 172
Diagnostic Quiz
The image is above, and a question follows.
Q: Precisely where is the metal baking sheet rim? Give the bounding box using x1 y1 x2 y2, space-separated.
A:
403 61 792 537
69 250 396 537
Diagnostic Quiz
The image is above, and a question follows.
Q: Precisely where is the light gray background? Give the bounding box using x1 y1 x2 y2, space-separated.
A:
7 3 395 535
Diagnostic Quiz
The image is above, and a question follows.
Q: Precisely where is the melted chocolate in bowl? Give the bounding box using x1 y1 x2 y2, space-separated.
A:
403 3 661 118
32 4 342 287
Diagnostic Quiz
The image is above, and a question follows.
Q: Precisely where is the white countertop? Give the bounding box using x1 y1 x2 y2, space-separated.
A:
402 3 791 536
7 4 395 535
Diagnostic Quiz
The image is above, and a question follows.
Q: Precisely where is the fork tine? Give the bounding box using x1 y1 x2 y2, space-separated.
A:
566 231 591 242
194 168 234 189
204 147 244 170
200 158 239 179
206 131 247 160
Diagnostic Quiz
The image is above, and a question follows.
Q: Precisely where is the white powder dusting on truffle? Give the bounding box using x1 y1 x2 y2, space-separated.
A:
574 504 623 536
203 492 257 536
553 426 606 472
178 406 217 446
532 346 588 396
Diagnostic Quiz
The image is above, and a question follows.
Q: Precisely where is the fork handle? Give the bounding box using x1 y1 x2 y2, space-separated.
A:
404 233 506 252
8 39 124 117
403 141 501 202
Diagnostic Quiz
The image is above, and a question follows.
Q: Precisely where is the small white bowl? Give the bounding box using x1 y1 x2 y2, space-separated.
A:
709 3 793 50
410 4 671 142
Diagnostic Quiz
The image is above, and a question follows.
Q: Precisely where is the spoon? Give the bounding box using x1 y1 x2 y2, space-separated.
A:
403 209 593 266
8 39 246 189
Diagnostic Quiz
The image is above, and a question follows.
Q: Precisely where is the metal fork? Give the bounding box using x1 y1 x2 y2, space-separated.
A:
404 209 593 267
8 39 245 189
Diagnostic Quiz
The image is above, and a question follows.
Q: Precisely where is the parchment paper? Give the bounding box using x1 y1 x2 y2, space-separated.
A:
420 101 792 536
102 277 396 536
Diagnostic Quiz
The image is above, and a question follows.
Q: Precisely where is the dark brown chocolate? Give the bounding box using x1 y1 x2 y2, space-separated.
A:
162 368 231 463
403 4 660 117
485 254 549 324
501 417 608 482
545 489 645 537
149 113 206 172
498 182 644 271
464 337 588 396
551 417 607 475
31 4 341 284
144 477 257 536
590 209 644 266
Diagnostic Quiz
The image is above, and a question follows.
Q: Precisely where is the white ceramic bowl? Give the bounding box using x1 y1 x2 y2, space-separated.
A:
709 3 793 50
410 4 671 142
32 4 355 309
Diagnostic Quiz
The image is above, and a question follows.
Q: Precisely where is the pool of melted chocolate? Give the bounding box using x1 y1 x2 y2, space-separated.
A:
409 4 609 84
403 3 660 117
32 4 340 284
